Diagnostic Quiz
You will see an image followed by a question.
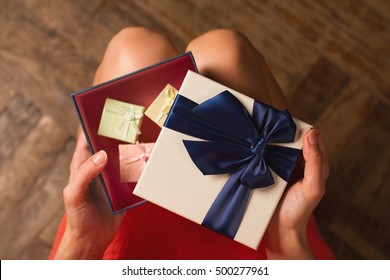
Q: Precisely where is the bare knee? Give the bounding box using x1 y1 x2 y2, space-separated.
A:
108 27 178 66
95 27 178 82
187 29 249 51
185 29 282 107
186 29 265 73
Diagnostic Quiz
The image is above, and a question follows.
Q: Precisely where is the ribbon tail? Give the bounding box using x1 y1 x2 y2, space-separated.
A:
121 120 130 141
266 145 301 181
131 121 142 135
201 169 251 239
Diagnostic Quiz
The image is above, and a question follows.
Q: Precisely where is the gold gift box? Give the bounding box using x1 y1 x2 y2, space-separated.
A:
145 84 178 127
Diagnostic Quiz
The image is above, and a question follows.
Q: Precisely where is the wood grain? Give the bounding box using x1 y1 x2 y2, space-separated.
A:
0 0 388 259
1 139 75 259
289 57 349 123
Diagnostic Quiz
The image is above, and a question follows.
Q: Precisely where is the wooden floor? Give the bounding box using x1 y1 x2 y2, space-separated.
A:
0 0 389 259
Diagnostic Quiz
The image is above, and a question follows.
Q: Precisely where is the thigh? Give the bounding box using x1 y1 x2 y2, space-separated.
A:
94 27 179 85
186 29 288 110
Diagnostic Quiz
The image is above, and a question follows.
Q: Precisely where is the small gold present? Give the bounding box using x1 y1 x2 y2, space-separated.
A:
145 84 178 127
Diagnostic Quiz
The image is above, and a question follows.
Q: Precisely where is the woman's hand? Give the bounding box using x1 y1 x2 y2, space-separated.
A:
54 134 124 259
265 128 330 259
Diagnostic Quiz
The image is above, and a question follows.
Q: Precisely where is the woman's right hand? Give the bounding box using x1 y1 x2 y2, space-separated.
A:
54 134 124 259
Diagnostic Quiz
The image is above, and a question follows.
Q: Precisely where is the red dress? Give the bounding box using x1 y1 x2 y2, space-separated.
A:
49 202 334 259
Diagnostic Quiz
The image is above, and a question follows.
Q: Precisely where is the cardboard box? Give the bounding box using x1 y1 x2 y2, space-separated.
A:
119 142 155 183
145 84 178 127
134 71 311 249
98 98 145 143
71 52 198 213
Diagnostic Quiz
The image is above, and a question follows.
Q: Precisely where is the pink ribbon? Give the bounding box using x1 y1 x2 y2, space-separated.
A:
119 142 152 166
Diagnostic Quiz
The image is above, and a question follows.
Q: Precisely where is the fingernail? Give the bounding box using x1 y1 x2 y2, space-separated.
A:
92 150 107 165
309 129 319 145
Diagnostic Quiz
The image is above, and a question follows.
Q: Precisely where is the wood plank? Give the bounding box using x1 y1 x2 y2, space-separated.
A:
0 0 113 135
328 218 387 259
254 0 390 104
338 125 390 258
316 99 389 224
129 0 320 95
15 0 113 61
352 149 390 227
365 0 390 16
315 81 380 165
0 93 41 161
0 23 80 134
313 77 389 258
0 0 388 260
0 115 68 228
38 208 65 248
1 138 75 259
319 230 364 259
17 239 52 260
289 56 349 123
94 0 195 51
322 0 390 46
130 0 221 49
0 88 15 114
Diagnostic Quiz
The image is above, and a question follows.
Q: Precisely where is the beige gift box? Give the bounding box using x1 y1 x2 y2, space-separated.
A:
134 71 311 249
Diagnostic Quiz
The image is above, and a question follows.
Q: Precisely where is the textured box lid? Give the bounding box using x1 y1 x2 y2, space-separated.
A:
71 53 197 213
134 71 311 248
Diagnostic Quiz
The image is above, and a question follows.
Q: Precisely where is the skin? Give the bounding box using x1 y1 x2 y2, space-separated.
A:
55 28 330 259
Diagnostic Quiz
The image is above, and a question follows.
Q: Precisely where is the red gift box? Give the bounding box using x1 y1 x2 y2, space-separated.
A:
71 52 198 213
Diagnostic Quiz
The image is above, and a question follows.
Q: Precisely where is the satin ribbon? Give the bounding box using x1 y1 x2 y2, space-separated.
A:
155 85 177 123
107 105 143 141
119 141 152 166
165 91 301 239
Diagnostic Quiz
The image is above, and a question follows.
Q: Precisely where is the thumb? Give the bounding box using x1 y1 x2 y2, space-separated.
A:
70 150 108 196
302 129 326 198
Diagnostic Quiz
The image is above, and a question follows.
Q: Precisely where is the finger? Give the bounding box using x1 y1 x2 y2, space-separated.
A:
70 133 92 174
69 150 108 197
318 131 330 180
302 129 326 198
77 126 83 137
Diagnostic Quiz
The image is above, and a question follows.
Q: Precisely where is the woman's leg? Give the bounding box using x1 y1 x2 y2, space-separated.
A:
50 27 180 259
93 27 179 85
186 29 288 110
94 28 286 110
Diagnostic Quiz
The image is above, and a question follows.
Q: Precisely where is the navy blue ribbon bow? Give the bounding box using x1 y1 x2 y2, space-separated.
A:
165 91 301 239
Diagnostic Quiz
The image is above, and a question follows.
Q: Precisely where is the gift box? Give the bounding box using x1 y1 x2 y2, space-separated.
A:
71 52 198 213
134 71 311 249
97 98 145 143
119 142 155 182
145 84 178 127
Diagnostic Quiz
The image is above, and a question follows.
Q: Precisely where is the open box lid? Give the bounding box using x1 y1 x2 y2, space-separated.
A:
71 52 198 214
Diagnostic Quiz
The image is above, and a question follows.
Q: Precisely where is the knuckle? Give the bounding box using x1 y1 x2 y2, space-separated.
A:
63 185 74 204
306 184 325 202
312 150 323 163
76 162 89 180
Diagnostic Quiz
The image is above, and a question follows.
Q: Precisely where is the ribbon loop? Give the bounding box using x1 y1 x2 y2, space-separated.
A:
116 105 143 140
165 91 301 239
